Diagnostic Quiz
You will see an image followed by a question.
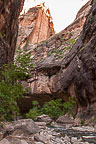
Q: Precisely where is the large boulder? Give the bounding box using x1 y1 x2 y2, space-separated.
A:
0 119 40 144
4 119 40 136
56 116 74 124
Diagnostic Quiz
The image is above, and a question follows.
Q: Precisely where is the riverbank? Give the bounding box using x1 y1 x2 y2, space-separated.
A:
0 116 96 144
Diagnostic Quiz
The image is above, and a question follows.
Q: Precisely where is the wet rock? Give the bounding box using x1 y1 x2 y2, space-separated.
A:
72 126 95 132
34 133 49 144
37 115 52 124
35 122 46 129
56 116 74 124
71 137 82 144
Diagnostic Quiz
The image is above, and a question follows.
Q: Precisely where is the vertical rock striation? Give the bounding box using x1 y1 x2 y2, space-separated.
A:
17 3 55 49
0 0 24 65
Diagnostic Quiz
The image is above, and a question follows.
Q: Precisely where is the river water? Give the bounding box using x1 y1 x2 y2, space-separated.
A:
54 126 96 143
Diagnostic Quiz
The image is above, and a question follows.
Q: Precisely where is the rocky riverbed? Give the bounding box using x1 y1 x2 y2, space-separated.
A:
0 115 96 144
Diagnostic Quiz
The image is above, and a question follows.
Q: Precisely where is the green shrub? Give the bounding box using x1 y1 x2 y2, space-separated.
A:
63 97 76 117
0 48 33 121
41 99 64 119
65 46 72 50
80 120 85 126
26 101 42 120
68 38 76 45
26 97 76 120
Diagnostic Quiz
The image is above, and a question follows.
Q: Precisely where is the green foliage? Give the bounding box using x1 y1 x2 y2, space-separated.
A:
41 99 64 119
15 47 33 79
26 101 42 120
47 49 63 59
63 97 76 117
26 97 76 120
80 46 85 52
65 46 72 50
80 120 85 126
47 50 54 57
0 32 4 39
92 117 96 123
23 38 29 51
68 38 76 45
0 48 33 121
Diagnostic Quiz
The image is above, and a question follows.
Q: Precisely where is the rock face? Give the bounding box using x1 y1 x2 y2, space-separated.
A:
17 3 55 49
0 0 24 65
19 1 92 114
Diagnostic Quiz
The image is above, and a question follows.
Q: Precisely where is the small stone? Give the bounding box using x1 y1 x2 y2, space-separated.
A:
35 122 46 126
0 138 10 144
0 133 3 141
34 133 49 144
35 142 44 144
21 140 28 144
71 137 79 143
63 135 71 144
35 122 46 129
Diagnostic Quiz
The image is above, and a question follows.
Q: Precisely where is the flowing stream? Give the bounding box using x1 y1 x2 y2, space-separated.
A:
54 126 96 143
47 124 96 143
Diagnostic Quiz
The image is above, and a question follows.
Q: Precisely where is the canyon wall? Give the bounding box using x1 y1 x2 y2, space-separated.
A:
0 0 24 65
20 1 93 117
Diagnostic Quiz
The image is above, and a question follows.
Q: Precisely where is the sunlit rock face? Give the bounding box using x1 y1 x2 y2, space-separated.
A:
17 3 55 49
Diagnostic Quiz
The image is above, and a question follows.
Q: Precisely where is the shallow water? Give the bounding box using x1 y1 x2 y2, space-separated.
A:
54 127 96 143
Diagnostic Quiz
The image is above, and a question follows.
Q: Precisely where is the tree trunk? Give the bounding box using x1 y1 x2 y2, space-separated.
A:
0 0 24 66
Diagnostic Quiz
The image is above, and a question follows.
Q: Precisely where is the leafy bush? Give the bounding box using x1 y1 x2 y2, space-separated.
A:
0 48 33 121
26 101 42 120
26 97 76 120
63 97 76 117
68 38 76 45
80 120 85 126
65 46 72 50
41 99 64 119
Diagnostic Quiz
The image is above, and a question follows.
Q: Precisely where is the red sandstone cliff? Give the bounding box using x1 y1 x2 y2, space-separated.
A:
17 3 55 49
